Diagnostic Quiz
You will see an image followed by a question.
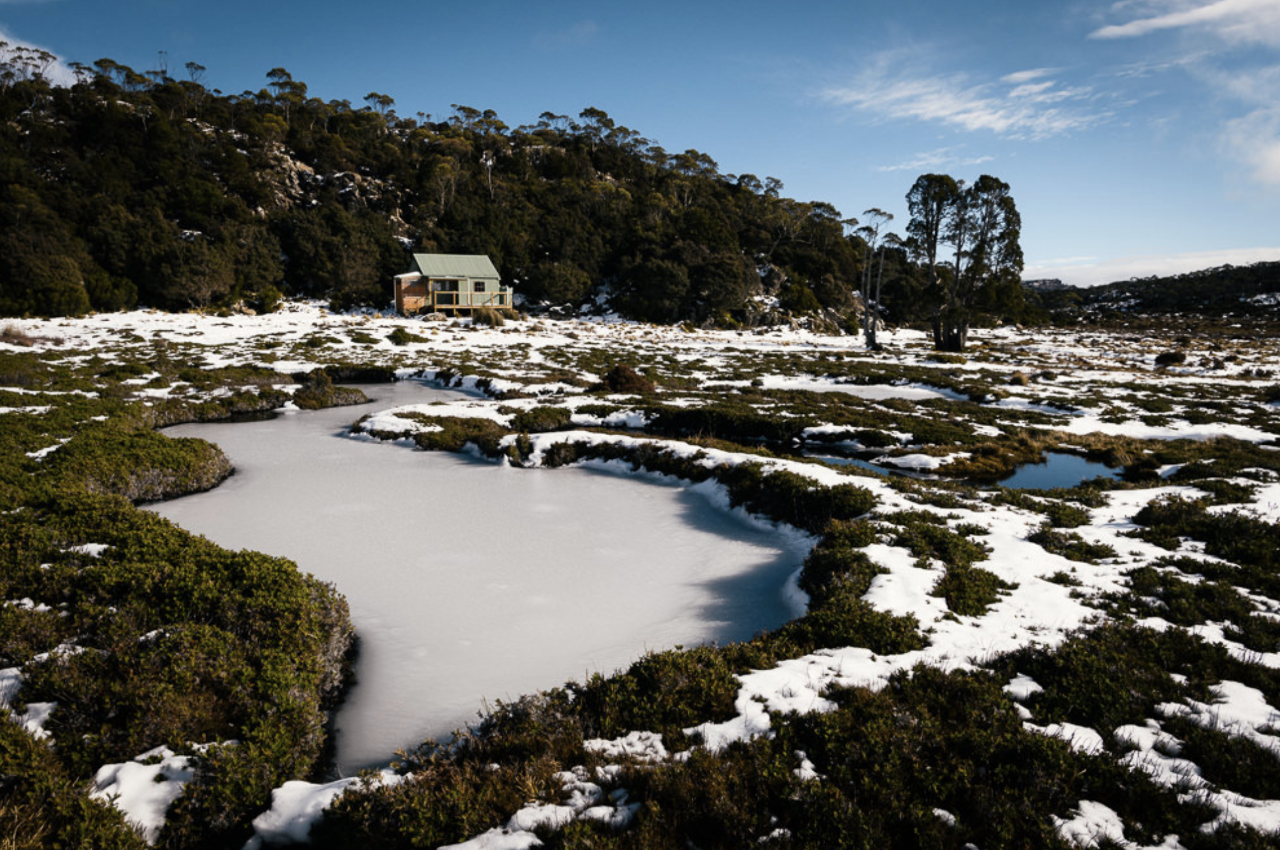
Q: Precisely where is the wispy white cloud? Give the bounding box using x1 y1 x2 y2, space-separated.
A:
1025 246 1280 287
875 147 994 173
1008 79 1096 104
1108 50 1210 79
1091 0 1280 47
1001 68 1059 85
1181 47 1280 186
1198 61 1280 103
533 20 600 51
1221 107 1280 186
1090 3 1280 188
822 54 1107 140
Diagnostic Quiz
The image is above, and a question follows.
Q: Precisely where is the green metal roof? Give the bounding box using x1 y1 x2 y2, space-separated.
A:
410 253 501 282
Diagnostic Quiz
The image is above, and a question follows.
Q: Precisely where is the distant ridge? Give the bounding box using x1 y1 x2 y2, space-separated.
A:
1021 278 1070 292
1026 261 1280 317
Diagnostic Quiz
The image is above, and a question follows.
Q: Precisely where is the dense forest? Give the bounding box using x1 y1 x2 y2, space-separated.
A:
0 47 1037 329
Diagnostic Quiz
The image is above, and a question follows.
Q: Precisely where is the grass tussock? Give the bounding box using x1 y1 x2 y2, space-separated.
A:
596 363 656 395
934 431 1058 479
387 326 428 346
0 324 62 348
471 306 518 328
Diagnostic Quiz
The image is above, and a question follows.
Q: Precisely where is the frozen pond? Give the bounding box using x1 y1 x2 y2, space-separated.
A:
151 380 810 773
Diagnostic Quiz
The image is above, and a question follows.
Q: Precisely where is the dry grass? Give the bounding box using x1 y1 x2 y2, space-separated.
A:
0 325 62 348
0 325 35 347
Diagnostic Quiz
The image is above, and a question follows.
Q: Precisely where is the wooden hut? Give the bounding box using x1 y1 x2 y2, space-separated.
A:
393 254 511 315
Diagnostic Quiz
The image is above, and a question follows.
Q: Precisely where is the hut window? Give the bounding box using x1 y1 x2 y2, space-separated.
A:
475 281 487 292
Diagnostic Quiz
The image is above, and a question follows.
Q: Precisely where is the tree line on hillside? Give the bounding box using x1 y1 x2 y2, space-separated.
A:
0 46 1033 347
1028 262 1280 320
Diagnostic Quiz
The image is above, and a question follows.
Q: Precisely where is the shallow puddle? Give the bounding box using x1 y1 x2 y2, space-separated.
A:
809 449 1119 491
997 452 1120 490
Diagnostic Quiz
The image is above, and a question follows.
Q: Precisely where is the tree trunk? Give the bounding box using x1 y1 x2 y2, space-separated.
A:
934 308 969 352
935 322 968 352
869 250 887 349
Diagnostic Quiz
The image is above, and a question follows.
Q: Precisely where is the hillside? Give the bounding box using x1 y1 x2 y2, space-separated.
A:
1028 262 1280 320
0 55 948 326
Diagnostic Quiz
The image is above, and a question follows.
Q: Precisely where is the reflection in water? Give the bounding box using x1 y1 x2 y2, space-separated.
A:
151 381 810 773
808 450 1119 491
997 452 1119 490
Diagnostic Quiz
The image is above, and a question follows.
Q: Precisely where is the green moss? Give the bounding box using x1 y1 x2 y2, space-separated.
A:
1042 501 1091 528
317 364 398 383
595 363 655 394
933 565 1016 617
718 464 877 533
886 516 992 569
1118 566 1252 627
760 589 927 660
413 417 509 455
1185 477 1258 505
645 403 806 446
778 667 1203 849
994 625 1218 735
388 327 427 346
1135 496 1280 570
798 524 884 606
1178 725 1280 802
0 719 147 849
292 369 369 411
571 646 743 741
510 406 573 433
40 422 232 503
0 490 354 845
1027 525 1117 564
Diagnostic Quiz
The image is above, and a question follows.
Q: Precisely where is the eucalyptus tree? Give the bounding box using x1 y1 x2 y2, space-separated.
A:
265 67 306 124
856 207 893 348
870 231 903 347
363 91 394 117
905 174 959 290
906 173 1022 351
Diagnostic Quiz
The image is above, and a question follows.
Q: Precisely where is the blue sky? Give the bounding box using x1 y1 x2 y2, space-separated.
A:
4 0 1279 286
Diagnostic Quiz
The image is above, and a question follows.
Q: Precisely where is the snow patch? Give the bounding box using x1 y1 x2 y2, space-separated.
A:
91 747 198 844
243 770 406 849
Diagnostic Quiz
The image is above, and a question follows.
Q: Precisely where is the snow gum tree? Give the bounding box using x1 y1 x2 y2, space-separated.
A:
855 207 894 350
907 173 1023 351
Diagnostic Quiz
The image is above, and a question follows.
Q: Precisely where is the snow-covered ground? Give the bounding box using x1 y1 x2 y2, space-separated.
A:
3 302 1279 846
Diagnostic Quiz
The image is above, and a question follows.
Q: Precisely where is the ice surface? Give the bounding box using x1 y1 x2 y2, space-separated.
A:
150 380 810 773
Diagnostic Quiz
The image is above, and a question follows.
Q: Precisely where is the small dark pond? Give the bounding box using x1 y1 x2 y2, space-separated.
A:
996 452 1120 490
808 450 1119 490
